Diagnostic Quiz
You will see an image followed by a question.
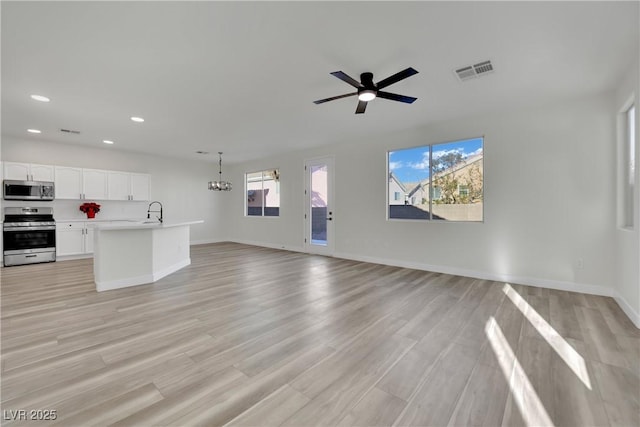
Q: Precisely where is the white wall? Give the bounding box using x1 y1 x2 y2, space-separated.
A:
614 58 640 326
226 92 620 305
1 137 226 244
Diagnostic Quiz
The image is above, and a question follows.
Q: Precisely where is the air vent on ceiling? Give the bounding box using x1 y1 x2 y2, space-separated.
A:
454 60 494 82
196 151 209 155
60 128 81 134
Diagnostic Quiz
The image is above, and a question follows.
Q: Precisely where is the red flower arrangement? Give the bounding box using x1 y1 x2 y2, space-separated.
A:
79 202 101 219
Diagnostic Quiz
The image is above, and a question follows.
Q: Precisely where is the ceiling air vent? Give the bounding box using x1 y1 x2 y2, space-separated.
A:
60 128 81 134
454 60 494 82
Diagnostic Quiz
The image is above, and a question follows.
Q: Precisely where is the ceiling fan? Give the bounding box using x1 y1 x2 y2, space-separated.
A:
313 67 419 114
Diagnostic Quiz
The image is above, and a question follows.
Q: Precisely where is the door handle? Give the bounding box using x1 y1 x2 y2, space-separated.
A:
25 254 38 258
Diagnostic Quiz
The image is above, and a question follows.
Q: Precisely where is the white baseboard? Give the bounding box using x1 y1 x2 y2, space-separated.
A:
613 294 640 329
55 253 93 262
96 273 155 292
191 238 228 246
228 239 305 254
333 251 616 297
96 258 190 292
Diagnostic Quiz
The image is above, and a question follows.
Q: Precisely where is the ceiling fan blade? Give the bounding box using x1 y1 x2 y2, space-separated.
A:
376 67 419 89
330 71 362 88
377 91 417 104
313 92 357 104
355 100 368 114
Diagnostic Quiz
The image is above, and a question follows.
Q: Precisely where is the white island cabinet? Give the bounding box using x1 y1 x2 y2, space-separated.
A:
93 220 203 292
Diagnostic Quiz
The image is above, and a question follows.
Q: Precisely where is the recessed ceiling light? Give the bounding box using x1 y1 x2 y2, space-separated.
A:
27 129 42 134
30 94 50 102
130 116 144 123
103 140 114 145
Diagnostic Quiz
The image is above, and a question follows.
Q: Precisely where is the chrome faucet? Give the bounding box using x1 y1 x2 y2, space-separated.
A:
147 201 163 223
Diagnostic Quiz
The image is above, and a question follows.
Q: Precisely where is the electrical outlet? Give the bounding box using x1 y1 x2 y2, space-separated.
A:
577 258 584 269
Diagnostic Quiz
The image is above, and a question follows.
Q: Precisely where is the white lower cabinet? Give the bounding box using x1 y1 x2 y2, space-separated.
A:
85 224 96 254
56 222 96 256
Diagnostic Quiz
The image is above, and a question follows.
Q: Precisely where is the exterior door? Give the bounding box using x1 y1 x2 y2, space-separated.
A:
304 157 334 255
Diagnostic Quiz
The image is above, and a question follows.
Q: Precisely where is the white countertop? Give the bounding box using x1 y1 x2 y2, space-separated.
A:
57 218 146 223
94 220 204 231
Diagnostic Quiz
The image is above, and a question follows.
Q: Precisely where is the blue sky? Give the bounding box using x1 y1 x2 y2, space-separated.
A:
389 137 483 183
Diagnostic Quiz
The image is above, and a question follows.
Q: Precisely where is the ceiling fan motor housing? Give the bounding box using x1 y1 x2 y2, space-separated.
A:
360 72 376 89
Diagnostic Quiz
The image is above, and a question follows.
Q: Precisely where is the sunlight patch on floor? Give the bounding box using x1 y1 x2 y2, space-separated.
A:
485 316 554 427
502 283 592 390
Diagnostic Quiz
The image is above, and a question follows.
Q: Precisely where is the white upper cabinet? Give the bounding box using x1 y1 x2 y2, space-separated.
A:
4 162 31 180
55 166 83 199
30 164 55 181
107 171 131 200
130 173 151 201
107 171 150 201
4 162 54 181
9 162 150 201
82 169 108 200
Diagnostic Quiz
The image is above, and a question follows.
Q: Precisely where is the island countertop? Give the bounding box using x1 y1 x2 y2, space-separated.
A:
93 220 203 231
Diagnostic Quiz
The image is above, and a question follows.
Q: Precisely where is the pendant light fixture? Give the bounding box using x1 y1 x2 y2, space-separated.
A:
208 152 232 191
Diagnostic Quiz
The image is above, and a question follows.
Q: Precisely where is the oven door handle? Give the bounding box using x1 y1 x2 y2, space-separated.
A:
3 226 56 231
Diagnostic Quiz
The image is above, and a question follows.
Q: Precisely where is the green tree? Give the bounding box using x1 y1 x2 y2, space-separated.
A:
461 163 483 202
432 152 464 204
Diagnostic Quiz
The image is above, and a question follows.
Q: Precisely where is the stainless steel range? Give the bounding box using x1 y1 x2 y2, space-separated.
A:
3 207 56 266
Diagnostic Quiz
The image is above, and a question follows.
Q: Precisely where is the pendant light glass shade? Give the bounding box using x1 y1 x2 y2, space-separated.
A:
209 152 232 191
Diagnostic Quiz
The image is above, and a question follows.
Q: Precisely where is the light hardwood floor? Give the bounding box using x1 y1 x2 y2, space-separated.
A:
1 242 638 426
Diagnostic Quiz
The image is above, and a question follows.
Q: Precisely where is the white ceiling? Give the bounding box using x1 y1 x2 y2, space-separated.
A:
2 1 638 164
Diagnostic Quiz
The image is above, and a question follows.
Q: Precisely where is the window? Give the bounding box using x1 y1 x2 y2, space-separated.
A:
431 186 442 200
394 191 401 201
246 169 280 217
622 103 636 228
388 137 483 221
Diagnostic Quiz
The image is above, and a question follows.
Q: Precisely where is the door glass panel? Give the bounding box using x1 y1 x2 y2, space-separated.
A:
310 164 328 245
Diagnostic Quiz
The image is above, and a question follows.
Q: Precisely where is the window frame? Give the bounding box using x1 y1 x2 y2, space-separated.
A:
244 168 280 218
387 136 484 223
619 96 636 230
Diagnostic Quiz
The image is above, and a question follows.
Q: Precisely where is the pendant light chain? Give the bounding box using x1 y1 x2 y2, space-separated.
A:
208 151 232 191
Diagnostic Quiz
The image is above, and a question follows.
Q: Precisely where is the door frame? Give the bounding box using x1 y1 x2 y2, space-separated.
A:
303 156 335 256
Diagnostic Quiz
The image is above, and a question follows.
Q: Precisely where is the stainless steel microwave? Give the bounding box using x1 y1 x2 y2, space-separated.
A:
3 180 55 201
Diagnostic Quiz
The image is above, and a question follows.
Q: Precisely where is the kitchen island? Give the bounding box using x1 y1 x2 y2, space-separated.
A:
93 220 203 292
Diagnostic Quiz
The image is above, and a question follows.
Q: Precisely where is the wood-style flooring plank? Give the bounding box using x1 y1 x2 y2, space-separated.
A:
0 242 637 427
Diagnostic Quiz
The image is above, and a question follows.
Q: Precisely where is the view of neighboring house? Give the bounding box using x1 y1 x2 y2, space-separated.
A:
247 170 280 216
388 172 407 205
389 151 483 221
388 174 425 206
427 152 483 204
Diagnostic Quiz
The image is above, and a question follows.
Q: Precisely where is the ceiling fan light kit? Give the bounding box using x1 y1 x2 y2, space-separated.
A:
358 89 376 102
314 67 419 114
